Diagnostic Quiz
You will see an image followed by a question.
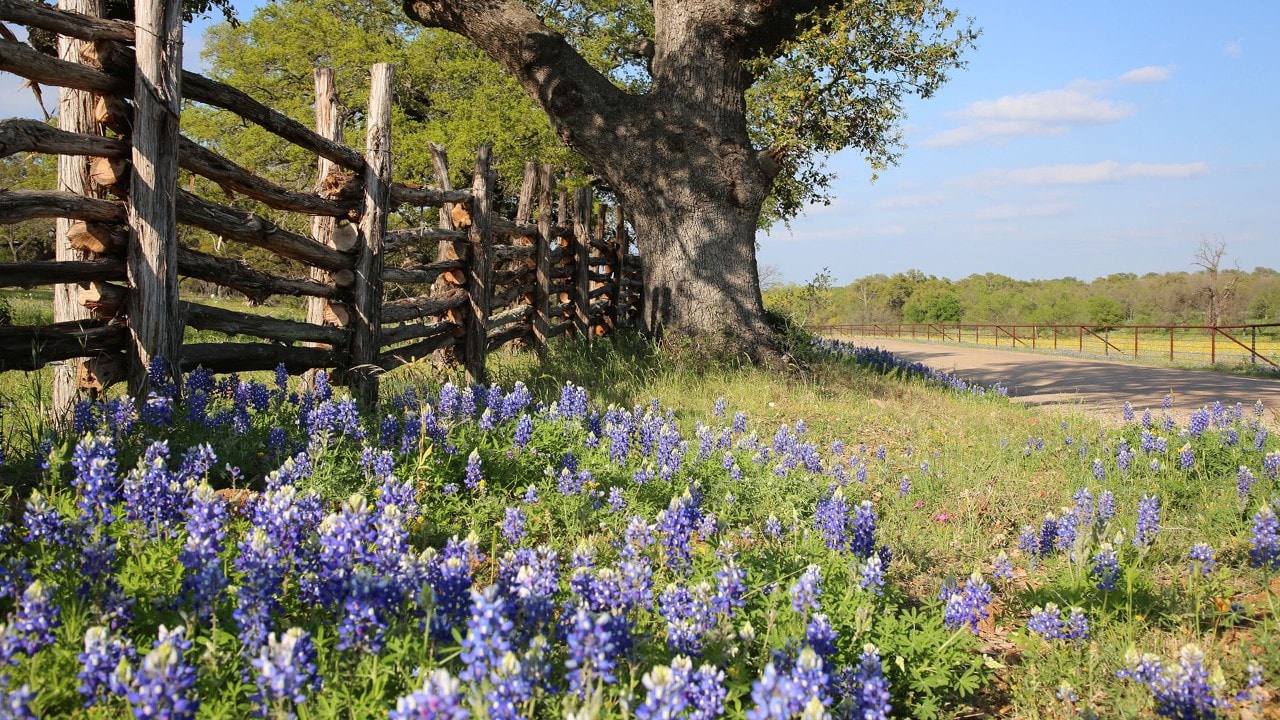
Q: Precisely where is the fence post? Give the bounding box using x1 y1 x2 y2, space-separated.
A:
464 145 494 384
1210 328 1216 366
573 186 591 340
595 203 611 336
614 207 628 330
127 0 183 395
350 63 393 408
1078 326 1083 354
1133 326 1138 359
428 143 467 360
305 67 341 391
1252 326 1257 365
1169 328 1174 361
533 165 554 352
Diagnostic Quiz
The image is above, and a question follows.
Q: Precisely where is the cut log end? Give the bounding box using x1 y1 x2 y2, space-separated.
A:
68 221 125 256
322 302 351 327
77 353 126 392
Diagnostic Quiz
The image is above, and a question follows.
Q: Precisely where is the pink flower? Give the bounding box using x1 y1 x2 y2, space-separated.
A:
933 512 951 523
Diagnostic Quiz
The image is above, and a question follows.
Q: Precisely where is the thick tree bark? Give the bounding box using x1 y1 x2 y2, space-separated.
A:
403 0 799 360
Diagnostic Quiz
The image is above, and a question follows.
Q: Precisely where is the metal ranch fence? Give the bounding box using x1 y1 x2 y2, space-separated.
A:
815 323 1280 369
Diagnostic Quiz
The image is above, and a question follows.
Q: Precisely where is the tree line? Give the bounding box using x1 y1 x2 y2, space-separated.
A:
764 244 1280 329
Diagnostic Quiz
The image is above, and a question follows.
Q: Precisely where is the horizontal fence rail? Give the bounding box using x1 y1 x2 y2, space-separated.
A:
815 323 1280 369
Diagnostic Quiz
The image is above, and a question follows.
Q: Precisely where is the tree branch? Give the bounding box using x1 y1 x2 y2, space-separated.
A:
402 0 628 154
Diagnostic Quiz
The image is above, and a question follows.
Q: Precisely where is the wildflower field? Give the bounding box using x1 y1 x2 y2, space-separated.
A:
0 334 1277 719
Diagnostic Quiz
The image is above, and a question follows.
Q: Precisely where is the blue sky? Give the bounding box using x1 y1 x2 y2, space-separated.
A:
759 1 1280 284
4 1 1276 286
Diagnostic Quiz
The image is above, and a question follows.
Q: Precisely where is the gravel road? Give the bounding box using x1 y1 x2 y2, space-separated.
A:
865 339 1280 422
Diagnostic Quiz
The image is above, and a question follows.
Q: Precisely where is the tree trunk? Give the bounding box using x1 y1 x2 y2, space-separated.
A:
403 0 794 362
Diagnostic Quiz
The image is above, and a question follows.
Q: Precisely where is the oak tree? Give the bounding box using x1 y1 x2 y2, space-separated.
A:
402 0 977 359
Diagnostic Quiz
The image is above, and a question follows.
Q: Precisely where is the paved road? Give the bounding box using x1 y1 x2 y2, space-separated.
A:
867 339 1280 422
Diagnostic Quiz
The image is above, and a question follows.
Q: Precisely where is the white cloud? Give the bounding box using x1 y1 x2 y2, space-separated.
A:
974 202 1076 220
1119 65 1174 84
1223 40 1243 57
969 161 1209 187
923 69 1174 148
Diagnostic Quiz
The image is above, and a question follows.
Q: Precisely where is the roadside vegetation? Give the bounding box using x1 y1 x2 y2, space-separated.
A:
0 329 1275 718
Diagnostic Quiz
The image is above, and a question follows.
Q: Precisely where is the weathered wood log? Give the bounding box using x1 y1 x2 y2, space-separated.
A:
590 238 612 253
0 319 126 370
322 303 350 327
179 136 357 216
389 184 471 208
450 203 472 229
77 352 127 392
0 34 125 95
486 323 529 351
493 267 534 287
588 270 612 283
379 318 453 347
486 303 531 332
532 164 554 351
515 161 537 225
306 66 343 383
492 244 535 261
181 343 338 374
463 146 493 384
93 94 131 133
587 254 613 266
381 288 468 324
491 216 538 238
588 284 612 300
182 301 347 345
493 281 537 309
551 266 574 280
176 247 339 301
0 0 134 41
0 118 129 160
176 191 352 272
126 0 184 393
0 259 125 287
89 155 127 190
67 221 125 255
379 332 456 371
547 320 572 338
0 190 125 224
383 227 469 253
331 219 359 252
382 259 466 285
80 281 128 318
549 301 572 317
348 62 393 407
621 277 644 289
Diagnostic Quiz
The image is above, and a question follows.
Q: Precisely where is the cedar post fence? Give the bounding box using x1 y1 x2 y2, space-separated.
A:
0 1 643 417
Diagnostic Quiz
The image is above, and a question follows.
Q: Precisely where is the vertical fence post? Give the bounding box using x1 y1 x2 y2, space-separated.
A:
1133 326 1138 359
1169 328 1174 362
573 186 591 340
428 143 468 360
52 0 106 420
613 207 627 330
127 0 183 395
305 67 340 391
464 146 494 384
350 63 393 407
1210 328 1216 366
595 204 611 336
1251 326 1257 365
533 165 554 352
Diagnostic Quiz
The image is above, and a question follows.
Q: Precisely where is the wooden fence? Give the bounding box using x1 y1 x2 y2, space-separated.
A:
0 0 642 412
816 322 1280 369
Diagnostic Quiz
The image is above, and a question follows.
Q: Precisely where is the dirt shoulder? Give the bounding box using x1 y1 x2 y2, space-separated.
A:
864 339 1280 424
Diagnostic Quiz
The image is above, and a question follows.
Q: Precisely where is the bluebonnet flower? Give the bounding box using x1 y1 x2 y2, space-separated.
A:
836 644 892 720
765 516 783 539
1185 543 1216 577
464 450 484 490
1091 458 1105 481
790 564 823 615
563 606 620 696
1038 514 1058 557
118 626 198 720
23 491 73 547
898 476 911 497
234 529 287 654
1237 466 1257 500
1018 525 1038 558
124 441 187 536
1163 393 1173 410
1117 644 1228 719
180 484 227 621
1142 408 1152 428
732 412 748 434
991 552 1014 581
78 625 135 706
1178 443 1195 470
251 628 320 717
8 580 60 657
177 444 218 485
390 668 469 720
1027 604 1088 641
337 569 400 653
859 555 885 594
1097 490 1116 528
71 433 120 523
1248 504 1279 571
426 536 482 640
1091 543 1120 592
1266 452 1280 480
658 582 714 656
657 488 703 575
1255 428 1269 453
1134 494 1160 549
495 547 559 643
501 507 526 546
942 572 992 634
460 587 513 685
806 614 838 659
712 557 747 616
1 684 36 719
745 647 830 720
511 414 534 450
1122 401 1134 422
